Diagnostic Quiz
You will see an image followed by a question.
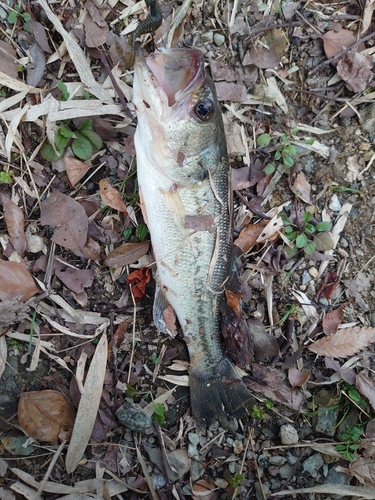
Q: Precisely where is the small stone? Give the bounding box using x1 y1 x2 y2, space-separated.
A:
214 33 225 46
269 455 287 466
301 453 324 477
1 434 35 456
116 402 153 433
233 439 243 454
214 478 229 488
226 437 234 447
187 444 199 460
201 31 213 43
279 463 294 479
280 424 299 445
286 451 298 465
329 194 341 212
309 267 318 279
314 407 340 437
302 270 312 285
190 459 204 482
188 432 199 446
228 461 237 473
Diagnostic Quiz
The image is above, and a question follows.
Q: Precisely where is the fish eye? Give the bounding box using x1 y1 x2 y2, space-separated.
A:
194 99 214 121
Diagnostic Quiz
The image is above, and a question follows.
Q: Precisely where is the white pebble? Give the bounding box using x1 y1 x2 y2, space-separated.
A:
329 194 341 212
214 33 225 46
280 424 299 445
309 267 318 278
27 234 47 253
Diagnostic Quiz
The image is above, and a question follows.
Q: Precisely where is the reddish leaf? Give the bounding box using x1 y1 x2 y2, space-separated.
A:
316 271 339 301
322 303 348 335
103 241 150 268
234 220 269 253
288 367 310 387
224 288 242 319
126 267 151 298
1 194 27 257
18 390 76 442
64 157 91 187
308 326 375 359
0 261 40 301
99 179 128 214
40 190 88 256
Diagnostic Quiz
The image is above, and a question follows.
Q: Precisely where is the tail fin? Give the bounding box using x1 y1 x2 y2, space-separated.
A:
189 357 253 429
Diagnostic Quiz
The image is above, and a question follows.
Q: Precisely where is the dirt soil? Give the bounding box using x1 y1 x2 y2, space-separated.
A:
1 0 375 499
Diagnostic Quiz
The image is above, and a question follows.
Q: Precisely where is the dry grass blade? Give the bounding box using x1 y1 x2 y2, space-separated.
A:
0 334 6 379
271 484 375 498
135 443 159 500
65 332 108 473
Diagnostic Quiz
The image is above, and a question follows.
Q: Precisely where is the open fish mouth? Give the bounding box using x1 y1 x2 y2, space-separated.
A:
134 48 206 114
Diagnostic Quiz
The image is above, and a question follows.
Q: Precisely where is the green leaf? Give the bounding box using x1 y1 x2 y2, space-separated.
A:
304 242 316 255
256 133 271 147
79 129 103 150
283 244 298 258
295 233 308 249
79 119 93 131
55 132 70 151
58 124 74 138
302 211 313 223
40 143 63 161
348 389 361 403
283 145 296 156
283 156 294 168
284 225 294 234
301 137 316 145
274 150 281 161
0 171 13 183
291 127 299 134
57 80 69 100
125 384 137 397
123 228 132 239
136 223 148 242
349 444 359 450
316 221 331 231
286 231 298 241
264 163 275 175
152 402 165 425
336 444 347 451
22 12 31 22
72 136 93 160
303 223 315 234
7 11 18 23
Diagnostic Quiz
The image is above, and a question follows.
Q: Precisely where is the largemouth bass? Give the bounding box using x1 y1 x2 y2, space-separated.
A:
133 47 253 428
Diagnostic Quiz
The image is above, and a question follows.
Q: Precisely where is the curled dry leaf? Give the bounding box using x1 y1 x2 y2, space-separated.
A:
348 456 375 485
234 220 268 253
0 261 40 301
125 267 151 298
288 367 310 387
308 326 375 359
64 157 91 187
18 390 76 442
289 170 311 204
99 179 128 214
356 373 375 412
104 241 150 268
322 303 348 335
191 478 217 499
1 194 27 257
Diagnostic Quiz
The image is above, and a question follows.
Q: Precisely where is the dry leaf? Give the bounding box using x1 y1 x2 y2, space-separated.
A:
322 303 348 335
163 304 177 335
316 270 339 301
18 390 76 442
290 170 311 204
99 179 128 214
0 335 7 379
349 456 375 485
84 1 110 48
224 288 242 319
242 47 281 69
288 367 310 387
125 267 151 298
26 41 46 87
337 51 373 92
362 0 375 34
322 29 357 60
0 40 18 79
103 241 150 268
1 194 27 257
191 478 217 499
0 261 40 301
65 332 107 473
308 326 375 358
64 157 91 187
234 220 268 252
356 373 375 412
40 190 88 256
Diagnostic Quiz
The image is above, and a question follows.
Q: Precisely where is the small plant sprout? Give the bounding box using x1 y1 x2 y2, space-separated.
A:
7 5 31 25
336 425 363 462
229 472 244 488
152 402 165 426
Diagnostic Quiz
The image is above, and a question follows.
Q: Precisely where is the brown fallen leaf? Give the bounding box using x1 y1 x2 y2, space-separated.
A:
288 367 310 387
308 326 375 359
40 190 88 256
18 390 76 442
337 51 373 93
83 3 110 48
348 456 375 485
55 268 95 307
234 220 268 253
321 29 357 60
224 288 242 319
0 261 40 301
191 478 217 499
356 373 375 412
99 179 128 214
0 40 18 79
316 270 340 301
126 267 151 299
362 0 375 34
322 303 348 335
104 241 150 268
325 357 356 385
289 169 311 204
1 194 27 257
64 157 91 187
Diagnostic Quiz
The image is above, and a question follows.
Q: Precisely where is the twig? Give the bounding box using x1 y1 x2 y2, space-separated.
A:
134 437 159 500
309 29 375 75
231 427 252 500
34 440 66 499
250 428 267 500
127 282 137 385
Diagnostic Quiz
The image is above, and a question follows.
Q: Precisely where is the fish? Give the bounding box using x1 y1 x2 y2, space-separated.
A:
133 47 253 428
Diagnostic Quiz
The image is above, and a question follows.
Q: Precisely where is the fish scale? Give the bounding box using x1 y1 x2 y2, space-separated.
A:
133 47 253 428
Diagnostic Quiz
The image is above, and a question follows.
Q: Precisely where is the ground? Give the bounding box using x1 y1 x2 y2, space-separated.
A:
0 0 375 499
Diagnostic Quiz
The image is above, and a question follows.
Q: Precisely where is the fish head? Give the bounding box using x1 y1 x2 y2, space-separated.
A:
133 48 226 183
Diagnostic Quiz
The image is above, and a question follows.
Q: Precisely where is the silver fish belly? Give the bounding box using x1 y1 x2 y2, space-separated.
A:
133 47 253 427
